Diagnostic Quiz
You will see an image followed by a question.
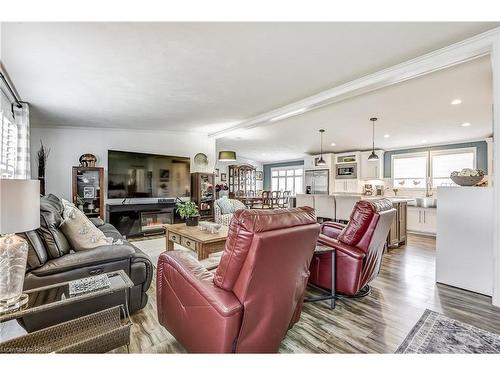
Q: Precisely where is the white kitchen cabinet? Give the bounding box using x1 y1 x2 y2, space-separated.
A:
335 152 360 164
360 150 384 180
407 206 436 235
334 179 360 193
304 153 334 170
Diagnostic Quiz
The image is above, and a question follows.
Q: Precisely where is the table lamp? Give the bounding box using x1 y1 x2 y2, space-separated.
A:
0 179 40 313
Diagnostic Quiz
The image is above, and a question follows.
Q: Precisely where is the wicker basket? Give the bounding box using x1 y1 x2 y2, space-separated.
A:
0 306 131 353
450 175 483 186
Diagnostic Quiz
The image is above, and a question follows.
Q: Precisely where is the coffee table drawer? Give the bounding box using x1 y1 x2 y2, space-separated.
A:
168 232 181 244
181 237 196 251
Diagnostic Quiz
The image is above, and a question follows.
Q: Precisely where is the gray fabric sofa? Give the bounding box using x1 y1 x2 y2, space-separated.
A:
19 194 153 329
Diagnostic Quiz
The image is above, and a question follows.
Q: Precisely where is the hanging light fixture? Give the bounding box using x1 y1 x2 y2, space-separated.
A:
316 129 327 166
218 151 237 161
368 117 379 161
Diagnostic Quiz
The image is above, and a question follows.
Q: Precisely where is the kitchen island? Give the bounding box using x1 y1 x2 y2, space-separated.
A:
295 193 414 248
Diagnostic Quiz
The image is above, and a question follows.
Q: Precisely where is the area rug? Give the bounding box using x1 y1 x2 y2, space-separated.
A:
396 309 500 353
130 236 223 270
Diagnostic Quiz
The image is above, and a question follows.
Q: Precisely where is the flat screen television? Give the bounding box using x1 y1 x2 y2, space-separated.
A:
107 150 191 199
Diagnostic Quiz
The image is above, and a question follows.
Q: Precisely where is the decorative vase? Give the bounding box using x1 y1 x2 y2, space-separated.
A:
0 235 29 312
185 216 199 227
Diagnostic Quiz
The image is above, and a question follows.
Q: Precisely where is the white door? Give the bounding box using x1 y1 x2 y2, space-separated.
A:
421 209 437 235
345 179 359 193
334 179 346 192
407 206 421 232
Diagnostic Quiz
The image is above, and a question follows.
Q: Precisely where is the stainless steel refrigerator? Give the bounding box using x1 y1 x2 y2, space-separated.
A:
304 169 329 194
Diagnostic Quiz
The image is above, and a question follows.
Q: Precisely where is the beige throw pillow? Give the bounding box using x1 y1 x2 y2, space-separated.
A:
60 207 110 251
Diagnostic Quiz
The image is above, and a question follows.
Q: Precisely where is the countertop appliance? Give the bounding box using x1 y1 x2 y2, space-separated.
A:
335 163 357 179
305 169 329 195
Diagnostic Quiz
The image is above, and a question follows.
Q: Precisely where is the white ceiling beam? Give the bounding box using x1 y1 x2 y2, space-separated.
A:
210 27 500 139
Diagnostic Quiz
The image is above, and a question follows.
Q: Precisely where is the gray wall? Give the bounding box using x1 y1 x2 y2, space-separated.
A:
263 160 304 190
383 141 488 178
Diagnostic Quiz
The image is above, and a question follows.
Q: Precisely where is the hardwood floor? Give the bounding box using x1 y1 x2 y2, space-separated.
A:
118 234 500 353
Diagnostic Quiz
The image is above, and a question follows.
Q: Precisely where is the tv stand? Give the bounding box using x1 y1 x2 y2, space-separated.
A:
106 201 182 238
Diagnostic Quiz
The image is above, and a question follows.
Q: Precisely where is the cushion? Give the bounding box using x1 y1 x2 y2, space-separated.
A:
18 230 48 271
39 195 71 258
60 207 110 251
216 196 235 215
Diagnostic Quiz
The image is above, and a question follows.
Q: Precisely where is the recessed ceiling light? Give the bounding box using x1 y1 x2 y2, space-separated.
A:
451 99 462 105
330 143 336 146
383 134 390 138
422 140 428 143
461 122 471 127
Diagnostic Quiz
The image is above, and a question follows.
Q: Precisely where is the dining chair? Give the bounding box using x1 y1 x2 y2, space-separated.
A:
271 191 281 209
253 191 271 209
279 191 291 208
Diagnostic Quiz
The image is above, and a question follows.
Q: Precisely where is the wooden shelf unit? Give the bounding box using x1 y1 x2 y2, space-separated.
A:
191 172 215 221
72 166 105 220
228 164 257 198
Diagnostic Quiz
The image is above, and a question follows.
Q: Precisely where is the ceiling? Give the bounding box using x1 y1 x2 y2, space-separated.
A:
217 56 493 162
1 22 498 133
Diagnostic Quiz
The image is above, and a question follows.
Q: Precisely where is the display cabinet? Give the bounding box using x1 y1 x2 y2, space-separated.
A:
228 164 257 197
191 172 215 221
72 166 104 219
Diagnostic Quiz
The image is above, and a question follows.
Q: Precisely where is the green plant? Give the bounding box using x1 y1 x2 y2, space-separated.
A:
176 201 199 219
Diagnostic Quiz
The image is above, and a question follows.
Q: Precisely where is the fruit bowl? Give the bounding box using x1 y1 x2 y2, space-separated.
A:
450 175 484 186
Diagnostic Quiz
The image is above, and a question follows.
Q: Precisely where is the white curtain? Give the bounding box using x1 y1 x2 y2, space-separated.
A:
0 89 30 179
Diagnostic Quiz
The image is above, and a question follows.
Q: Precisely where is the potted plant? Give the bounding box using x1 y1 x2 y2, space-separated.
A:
176 201 200 227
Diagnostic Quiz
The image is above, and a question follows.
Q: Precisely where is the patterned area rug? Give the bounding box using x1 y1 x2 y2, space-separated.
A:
397 309 500 353
130 236 222 270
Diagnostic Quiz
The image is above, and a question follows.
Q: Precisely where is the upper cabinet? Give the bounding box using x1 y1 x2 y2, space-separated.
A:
304 153 334 170
335 152 360 165
360 150 384 180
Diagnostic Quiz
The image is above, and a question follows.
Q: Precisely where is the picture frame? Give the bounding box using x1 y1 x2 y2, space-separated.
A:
256 171 263 181
159 169 170 181
220 173 227 182
83 186 95 199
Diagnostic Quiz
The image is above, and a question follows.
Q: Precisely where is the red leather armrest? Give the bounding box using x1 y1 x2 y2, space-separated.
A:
320 221 346 239
158 251 242 317
317 235 365 260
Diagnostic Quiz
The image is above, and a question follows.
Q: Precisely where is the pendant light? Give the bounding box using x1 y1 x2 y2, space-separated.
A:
368 117 379 161
218 151 237 161
316 129 327 166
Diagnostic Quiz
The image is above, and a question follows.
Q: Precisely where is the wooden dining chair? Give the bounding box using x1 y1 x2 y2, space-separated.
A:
253 191 271 209
271 191 281 209
279 191 291 208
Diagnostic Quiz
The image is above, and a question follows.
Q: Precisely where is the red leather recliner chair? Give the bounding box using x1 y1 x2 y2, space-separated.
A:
308 199 396 296
156 207 320 353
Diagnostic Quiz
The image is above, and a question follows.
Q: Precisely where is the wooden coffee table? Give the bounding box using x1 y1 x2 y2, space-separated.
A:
164 223 228 260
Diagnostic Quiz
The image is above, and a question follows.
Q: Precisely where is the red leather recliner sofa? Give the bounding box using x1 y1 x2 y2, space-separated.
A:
308 199 396 296
156 207 320 353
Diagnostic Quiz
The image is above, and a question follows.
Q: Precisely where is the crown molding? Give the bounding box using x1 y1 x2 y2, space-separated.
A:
209 27 500 138
31 122 211 136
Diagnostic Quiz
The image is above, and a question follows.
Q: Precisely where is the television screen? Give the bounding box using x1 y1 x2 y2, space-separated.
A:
107 150 191 199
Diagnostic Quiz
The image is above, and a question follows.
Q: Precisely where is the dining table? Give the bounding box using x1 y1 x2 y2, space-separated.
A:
234 196 278 208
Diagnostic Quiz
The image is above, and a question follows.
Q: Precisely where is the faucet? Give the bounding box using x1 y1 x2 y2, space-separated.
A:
425 178 433 197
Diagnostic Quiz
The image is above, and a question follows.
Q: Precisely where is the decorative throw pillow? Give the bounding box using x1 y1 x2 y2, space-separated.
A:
60 207 110 251
216 196 235 215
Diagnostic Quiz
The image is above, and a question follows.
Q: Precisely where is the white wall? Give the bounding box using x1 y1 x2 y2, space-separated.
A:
30 125 216 202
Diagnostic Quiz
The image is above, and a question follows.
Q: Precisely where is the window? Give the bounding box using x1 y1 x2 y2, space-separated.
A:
392 147 477 189
392 152 427 189
431 148 476 187
0 106 18 179
270 166 303 195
